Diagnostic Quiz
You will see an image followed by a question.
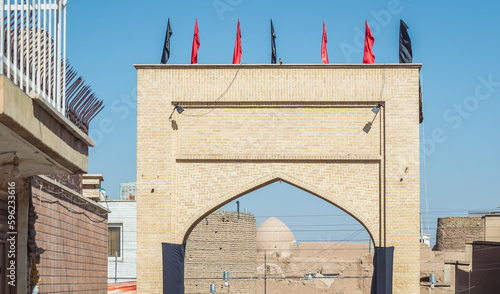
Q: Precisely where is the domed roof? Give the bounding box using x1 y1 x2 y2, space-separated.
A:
256 217 296 253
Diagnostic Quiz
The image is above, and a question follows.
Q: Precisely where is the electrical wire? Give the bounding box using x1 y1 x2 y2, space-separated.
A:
421 73 431 238
437 262 499 293
180 67 241 117
254 208 492 218
33 177 109 216
277 229 365 268
185 275 372 280
32 191 107 223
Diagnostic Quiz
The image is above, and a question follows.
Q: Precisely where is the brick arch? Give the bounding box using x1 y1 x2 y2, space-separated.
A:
180 171 378 245
137 65 422 293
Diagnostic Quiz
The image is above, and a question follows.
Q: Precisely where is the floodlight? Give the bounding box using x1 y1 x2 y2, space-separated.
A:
371 103 381 114
169 103 185 120
174 104 184 114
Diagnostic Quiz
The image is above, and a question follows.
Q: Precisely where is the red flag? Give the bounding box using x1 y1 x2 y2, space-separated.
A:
232 19 242 64
321 21 329 64
191 19 200 64
363 20 375 64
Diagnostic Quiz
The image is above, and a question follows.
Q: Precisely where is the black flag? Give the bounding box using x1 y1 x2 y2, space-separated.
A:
161 18 173 64
419 82 424 123
399 20 423 123
399 19 412 63
271 19 277 64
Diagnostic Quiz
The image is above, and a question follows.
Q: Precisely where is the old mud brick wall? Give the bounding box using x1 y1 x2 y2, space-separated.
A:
31 177 108 293
434 217 484 251
185 210 257 294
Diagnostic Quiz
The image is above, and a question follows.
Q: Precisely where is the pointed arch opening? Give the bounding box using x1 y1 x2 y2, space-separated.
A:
182 174 377 245
182 175 377 293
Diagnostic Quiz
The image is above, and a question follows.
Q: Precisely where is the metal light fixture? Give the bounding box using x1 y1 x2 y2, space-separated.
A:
174 103 184 114
364 103 383 133
168 103 185 120
371 103 382 114
10 155 20 178
363 122 372 134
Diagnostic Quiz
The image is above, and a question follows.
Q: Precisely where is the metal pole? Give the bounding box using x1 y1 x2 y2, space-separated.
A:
0 0 5 75
27 0 31 91
236 200 239 219
13 0 18 85
6 0 11 79
115 251 118 283
48 0 52 105
420 213 423 243
61 0 65 114
264 251 267 294
37 0 41 93
43 0 47 96
56 0 61 111
20 0 24 90
30 0 35 93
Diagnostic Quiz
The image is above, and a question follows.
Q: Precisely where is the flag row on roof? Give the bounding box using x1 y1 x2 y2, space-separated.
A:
160 18 414 65
160 18 422 124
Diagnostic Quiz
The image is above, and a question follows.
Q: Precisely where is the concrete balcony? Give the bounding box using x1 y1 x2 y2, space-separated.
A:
0 75 94 178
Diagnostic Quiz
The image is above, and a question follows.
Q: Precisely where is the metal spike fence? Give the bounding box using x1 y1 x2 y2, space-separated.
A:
1 0 103 134
65 62 104 134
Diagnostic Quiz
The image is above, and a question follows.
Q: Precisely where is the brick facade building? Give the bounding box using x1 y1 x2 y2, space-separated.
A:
136 64 421 293
31 175 108 293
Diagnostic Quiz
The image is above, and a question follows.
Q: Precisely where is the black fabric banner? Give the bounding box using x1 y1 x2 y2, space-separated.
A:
271 19 277 64
399 19 412 63
370 246 394 294
161 18 173 64
162 242 186 294
399 19 423 123
419 82 424 124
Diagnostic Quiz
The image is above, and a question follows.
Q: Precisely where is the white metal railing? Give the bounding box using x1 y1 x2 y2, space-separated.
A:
1 0 66 115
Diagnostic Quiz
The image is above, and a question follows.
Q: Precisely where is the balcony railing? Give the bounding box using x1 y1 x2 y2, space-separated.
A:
1 0 104 134
1 0 66 114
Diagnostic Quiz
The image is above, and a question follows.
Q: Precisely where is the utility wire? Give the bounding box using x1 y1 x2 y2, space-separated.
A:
421 73 431 237
33 178 108 214
32 192 107 223
180 67 241 117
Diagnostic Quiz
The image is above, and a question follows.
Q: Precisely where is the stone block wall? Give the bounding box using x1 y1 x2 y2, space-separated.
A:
434 217 484 251
185 210 256 294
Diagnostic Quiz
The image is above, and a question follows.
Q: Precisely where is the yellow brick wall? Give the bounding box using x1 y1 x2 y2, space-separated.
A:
136 64 421 293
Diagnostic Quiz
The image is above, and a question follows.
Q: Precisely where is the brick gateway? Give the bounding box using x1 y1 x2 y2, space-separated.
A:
135 64 421 293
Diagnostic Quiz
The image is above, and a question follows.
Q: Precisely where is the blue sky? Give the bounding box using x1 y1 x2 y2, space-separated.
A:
66 0 500 244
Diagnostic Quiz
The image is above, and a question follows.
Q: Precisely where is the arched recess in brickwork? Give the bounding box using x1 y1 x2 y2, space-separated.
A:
181 171 378 245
